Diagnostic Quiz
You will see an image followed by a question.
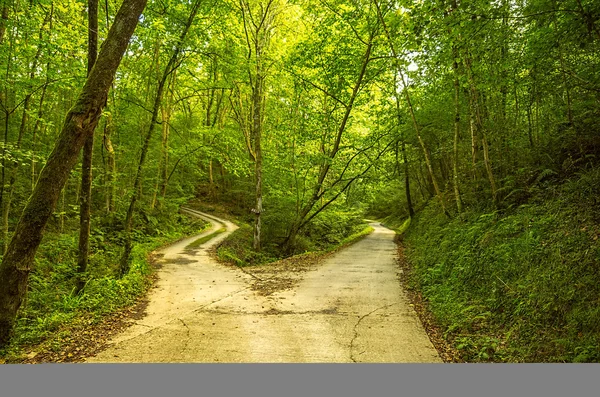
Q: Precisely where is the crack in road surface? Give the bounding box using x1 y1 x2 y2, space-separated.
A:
350 303 398 363
178 318 191 356
86 211 441 363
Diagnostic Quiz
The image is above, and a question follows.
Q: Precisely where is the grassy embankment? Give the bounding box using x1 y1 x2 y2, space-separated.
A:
401 169 600 362
213 206 373 268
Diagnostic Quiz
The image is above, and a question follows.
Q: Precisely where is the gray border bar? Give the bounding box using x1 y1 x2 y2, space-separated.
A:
1 363 599 397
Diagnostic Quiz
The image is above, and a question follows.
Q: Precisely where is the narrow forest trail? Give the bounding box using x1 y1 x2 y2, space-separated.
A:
86 210 440 363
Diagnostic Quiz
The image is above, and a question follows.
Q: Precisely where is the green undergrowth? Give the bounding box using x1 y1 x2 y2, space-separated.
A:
216 208 371 268
0 205 209 361
403 168 600 362
186 227 227 249
381 216 411 234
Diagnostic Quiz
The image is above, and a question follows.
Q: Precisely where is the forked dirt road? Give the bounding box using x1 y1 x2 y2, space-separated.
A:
86 209 441 363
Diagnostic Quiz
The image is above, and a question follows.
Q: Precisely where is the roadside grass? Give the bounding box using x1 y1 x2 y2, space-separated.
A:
216 208 373 268
402 169 600 362
381 216 411 235
0 207 209 362
186 227 227 249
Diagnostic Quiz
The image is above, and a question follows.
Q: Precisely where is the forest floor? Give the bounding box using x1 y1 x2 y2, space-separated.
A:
74 210 441 363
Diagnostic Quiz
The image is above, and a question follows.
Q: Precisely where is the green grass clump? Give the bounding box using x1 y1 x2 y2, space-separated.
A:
403 169 600 362
216 207 371 267
216 225 279 267
186 227 226 249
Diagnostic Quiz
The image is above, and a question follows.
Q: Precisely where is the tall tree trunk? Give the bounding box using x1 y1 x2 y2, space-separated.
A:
31 64 51 191
526 102 534 148
375 1 448 217
76 0 99 292
481 132 497 204
120 0 202 274
401 140 414 218
0 0 147 348
556 41 574 127
103 112 116 213
452 71 463 213
0 12 15 221
393 71 414 218
396 139 414 218
238 0 276 252
464 54 498 203
159 72 175 203
251 69 264 252
0 0 8 45
450 0 463 213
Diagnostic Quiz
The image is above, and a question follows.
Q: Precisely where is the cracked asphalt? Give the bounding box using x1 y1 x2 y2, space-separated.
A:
86 210 441 363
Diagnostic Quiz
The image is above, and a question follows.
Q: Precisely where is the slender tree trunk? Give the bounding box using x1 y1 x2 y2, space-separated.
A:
375 1 448 217
2 97 30 253
526 103 534 148
159 72 175 203
0 0 147 348
103 112 116 213
393 71 414 218
238 0 276 252
481 132 497 204
251 70 264 252
31 65 51 191
469 92 478 176
0 15 15 220
556 43 574 127
120 0 202 274
452 57 463 213
396 139 414 218
450 0 463 213
401 140 414 217
283 32 375 251
464 52 498 204
208 159 215 199
0 0 8 45
76 0 99 292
